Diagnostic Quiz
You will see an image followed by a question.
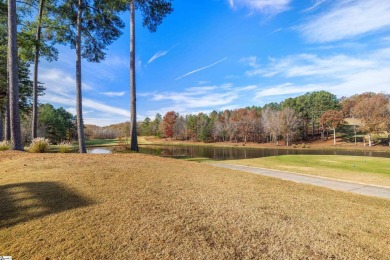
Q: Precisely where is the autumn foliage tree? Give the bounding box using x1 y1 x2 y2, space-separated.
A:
352 93 389 146
139 91 388 146
319 110 345 145
230 109 259 144
162 111 177 139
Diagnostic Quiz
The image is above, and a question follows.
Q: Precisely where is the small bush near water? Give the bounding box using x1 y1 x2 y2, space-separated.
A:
29 137 50 153
292 143 310 148
59 142 73 153
0 141 11 151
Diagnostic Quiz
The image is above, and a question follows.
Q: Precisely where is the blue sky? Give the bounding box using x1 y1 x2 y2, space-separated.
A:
39 0 390 126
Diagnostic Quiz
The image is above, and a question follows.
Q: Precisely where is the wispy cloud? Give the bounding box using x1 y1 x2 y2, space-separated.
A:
247 47 390 99
141 83 256 116
39 67 130 126
301 0 327 13
83 99 129 117
41 94 129 118
103 55 129 68
99 91 126 97
150 89 237 108
298 0 390 43
82 117 129 127
143 83 259 117
240 56 259 68
39 68 94 95
175 57 228 80
41 93 130 116
271 28 283 34
148 50 169 64
228 0 291 15
254 83 321 99
246 53 375 78
65 107 94 116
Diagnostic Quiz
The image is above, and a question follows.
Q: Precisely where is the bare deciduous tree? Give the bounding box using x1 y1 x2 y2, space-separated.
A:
279 107 300 146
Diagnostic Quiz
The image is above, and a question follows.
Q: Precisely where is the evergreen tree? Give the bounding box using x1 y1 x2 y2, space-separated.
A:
19 0 59 139
8 0 23 149
127 0 173 151
56 0 125 153
1 0 46 142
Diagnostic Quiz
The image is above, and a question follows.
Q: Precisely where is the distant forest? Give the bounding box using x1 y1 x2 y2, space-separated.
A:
86 91 390 147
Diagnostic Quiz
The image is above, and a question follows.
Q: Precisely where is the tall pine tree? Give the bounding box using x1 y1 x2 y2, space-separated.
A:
56 0 125 153
8 0 23 149
128 0 173 151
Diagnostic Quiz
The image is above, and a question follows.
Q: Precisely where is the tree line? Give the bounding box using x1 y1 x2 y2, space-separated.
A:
1 0 172 152
139 91 390 147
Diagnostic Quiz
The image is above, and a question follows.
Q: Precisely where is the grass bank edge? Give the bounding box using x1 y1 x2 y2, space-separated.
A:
221 154 390 187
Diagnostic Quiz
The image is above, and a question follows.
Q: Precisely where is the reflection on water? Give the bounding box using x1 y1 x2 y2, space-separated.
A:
87 148 113 154
87 144 390 159
138 145 390 160
87 146 126 154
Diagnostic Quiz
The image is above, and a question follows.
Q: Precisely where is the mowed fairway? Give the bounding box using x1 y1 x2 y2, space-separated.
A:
224 155 390 187
0 152 389 259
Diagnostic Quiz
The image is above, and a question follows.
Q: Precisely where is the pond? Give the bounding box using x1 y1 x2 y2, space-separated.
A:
86 144 390 159
87 148 112 154
137 145 390 160
87 146 125 154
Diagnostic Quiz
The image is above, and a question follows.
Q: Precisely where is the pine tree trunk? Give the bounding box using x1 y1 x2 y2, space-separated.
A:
129 0 138 152
5 80 10 141
0 110 3 140
8 0 23 150
32 0 45 139
76 0 86 153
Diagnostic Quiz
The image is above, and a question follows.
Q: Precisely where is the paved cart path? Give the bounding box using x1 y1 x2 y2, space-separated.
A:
209 163 390 200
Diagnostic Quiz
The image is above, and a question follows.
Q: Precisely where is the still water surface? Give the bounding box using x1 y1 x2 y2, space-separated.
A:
87 144 390 159
137 145 390 160
136 145 390 160
87 148 112 154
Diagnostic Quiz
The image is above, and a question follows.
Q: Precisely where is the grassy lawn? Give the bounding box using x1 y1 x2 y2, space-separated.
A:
83 137 153 147
223 155 390 187
85 139 119 146
1 152 389 258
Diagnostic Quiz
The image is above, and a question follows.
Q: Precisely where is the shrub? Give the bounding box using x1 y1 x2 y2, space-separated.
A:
58 142 73 153
0 141 11 151
118 136 130 147
29 137 50 153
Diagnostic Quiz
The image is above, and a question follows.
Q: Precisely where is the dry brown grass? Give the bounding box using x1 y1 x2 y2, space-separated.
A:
1 151 389 259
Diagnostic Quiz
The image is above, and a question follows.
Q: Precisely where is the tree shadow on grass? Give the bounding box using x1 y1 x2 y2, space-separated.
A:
0 182 94 229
